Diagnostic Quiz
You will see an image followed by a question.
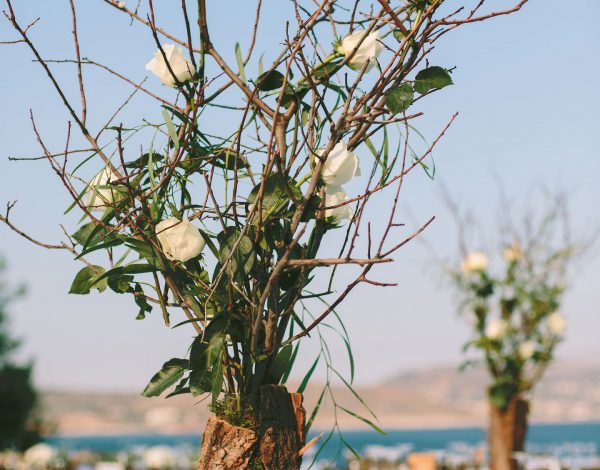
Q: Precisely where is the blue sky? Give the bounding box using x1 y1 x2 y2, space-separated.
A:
1 0 599 392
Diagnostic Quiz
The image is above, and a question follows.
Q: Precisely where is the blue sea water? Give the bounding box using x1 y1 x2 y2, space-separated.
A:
46 422 600 467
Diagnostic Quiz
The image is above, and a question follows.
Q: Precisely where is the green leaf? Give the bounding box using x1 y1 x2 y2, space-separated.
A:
385 83 414 114
107 274 134 294
414 66 453 94
217 228 255 277
162 109 180 151
141 358 189 397
124 152 164 169
306 387 326 432
393 29 404 42
265 344 293 385
247 173 300 220
235 42 246 82
91 263 157 287
297 355 319 394
69 265 107 295
338 406 386 435
133 283 152 319
189 368 213 396
312 61 341 80
257 70 285 91
211 355 224 405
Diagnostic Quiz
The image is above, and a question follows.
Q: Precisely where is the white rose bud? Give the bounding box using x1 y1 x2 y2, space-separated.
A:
548 312 566 335
324 186 353 223
156 217 205 262
461 251 489 274
146 44 194 87
518 340 536 360
86 167 124 210
317 141 361 187
485 319 508 341
503 241 524 263
341 30 383 72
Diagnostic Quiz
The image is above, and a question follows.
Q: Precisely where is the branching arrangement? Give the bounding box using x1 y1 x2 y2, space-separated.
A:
446 193 586 470
1 0 529 464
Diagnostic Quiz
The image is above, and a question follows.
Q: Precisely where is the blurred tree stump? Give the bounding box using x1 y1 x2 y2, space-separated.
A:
489 397 529 470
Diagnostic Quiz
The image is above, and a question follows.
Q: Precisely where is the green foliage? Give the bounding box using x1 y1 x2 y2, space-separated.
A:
448 198 580 408
385 83 414 114
414 66 453 94
69 265 108 295
257 70 285 91
141 358 189 397
0 258 42 451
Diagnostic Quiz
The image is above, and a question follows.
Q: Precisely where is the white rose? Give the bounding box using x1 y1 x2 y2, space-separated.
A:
485 319 508 340
324 186 353 223
341 30 383 72
142 446 177 469
518 340 536 360
503 241 524 263
156 217 205 262
23 444 57 467
317 141 361 187
85 167 124 210
146 44 194 87
461 251 489 274
548 312 566 335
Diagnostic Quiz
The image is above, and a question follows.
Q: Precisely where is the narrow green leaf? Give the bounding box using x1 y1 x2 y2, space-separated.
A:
306 387 326 432
297 355 320 394
338 406 386 435
162 109 180 151
235 42 246 82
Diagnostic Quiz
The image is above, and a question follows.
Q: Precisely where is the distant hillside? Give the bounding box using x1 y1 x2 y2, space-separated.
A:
41 361 600 436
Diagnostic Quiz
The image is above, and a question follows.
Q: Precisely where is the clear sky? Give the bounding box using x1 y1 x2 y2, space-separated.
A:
1 0 599 392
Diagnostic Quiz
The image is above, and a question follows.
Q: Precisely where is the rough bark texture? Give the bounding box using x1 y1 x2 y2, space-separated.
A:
197 416 258 470
258 385 306 469
197 385 306 470
489 397 529 470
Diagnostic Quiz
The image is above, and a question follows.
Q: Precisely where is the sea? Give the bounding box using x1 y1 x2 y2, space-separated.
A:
45 422 600 468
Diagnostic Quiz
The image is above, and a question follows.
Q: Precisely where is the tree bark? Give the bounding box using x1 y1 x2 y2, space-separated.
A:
488 396 529 470
198 385 306 470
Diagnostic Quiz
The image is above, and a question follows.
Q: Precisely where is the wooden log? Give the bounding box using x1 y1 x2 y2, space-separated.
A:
488 397 529 470
197 386 306 470
258 385 306 470
197 416 258 470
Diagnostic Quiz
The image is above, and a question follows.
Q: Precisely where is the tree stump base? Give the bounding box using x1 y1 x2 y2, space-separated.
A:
489 397 529 470
198 385 306 470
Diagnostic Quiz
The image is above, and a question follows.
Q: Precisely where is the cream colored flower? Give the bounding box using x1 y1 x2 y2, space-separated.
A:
325 187 353 222
485 319 508 340
85 167 124 210
146 44 194 87
156 217 205 262
142 446 177 469
503 241 524 263
23 444 57 467
317 141 360 187
548 311 566 335
341 30 383 72
461 251 489 274
518 340 536 360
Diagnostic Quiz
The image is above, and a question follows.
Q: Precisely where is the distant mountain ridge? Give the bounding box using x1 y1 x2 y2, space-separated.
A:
41 361 600 435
